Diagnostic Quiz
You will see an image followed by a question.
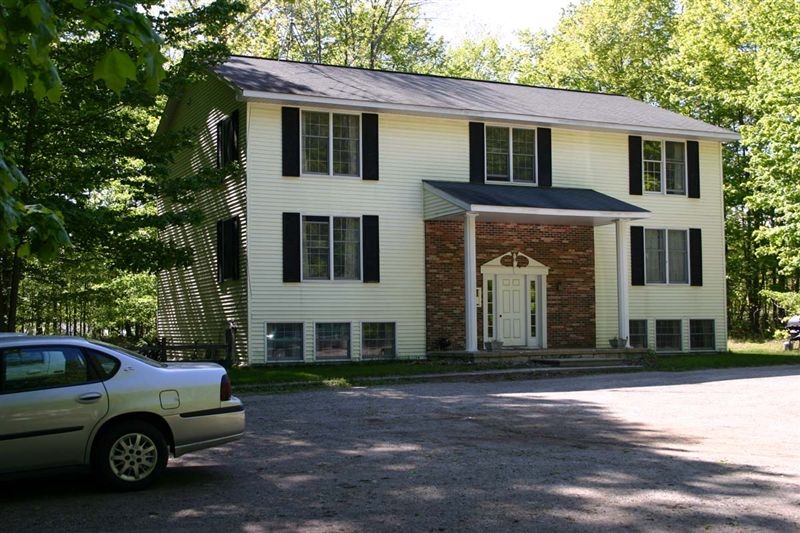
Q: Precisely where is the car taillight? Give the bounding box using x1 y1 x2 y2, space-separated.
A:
220 374 233 401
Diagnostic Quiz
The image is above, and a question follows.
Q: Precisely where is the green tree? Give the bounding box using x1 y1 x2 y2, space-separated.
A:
229 0 446 71
440 36 518 82
741 0 800 333
0 0 167 257
664 0 771 335
516 0 678 104
1 0 246 332
743 0 800 275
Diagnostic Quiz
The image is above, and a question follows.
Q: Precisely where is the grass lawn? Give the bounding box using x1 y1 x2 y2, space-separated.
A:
229 360 483 387
650 339 800 371
227 339 800 391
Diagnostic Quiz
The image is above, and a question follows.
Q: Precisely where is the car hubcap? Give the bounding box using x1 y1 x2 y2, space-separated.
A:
109 432 158 482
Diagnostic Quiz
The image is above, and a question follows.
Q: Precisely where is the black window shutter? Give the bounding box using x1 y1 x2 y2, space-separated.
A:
362 215 380 283
216 220 224 283
629 136 643 195
282 212 301 282
282 107 300 177
216 121 224 168
229 216 240 281
217 111 239 168
362 113 379 180
687 141 700 198
690 228 703 286
537 127 552 187
631 225 645 286
228 110 239 166
469 122 485 184
216 217 241 282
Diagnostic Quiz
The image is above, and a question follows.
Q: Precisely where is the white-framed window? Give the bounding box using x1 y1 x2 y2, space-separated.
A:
361 322 396 359
656 319 682 351
645 229 689 284
690 319 715 351
302 215 361 281
643 139 686 195
485 125 536 183
266 322 304 361
302 110 360 176
315 322 351 360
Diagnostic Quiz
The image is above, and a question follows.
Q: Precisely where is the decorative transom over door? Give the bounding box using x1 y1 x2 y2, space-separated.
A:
498 274 526 346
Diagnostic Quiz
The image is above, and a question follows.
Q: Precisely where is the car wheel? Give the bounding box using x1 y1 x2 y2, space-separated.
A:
93 420 169 491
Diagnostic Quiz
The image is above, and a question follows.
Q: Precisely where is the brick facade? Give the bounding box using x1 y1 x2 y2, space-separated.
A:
425 220 596 351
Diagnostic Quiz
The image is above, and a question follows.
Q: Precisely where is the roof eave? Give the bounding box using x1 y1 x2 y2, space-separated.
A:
422 182 652 227
473 204 651 221
238 89 740 142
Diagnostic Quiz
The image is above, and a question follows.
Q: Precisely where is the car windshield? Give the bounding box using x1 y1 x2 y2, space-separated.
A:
88 340 166 368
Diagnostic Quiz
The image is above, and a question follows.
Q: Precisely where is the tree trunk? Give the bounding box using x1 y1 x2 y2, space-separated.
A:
6 251 23 331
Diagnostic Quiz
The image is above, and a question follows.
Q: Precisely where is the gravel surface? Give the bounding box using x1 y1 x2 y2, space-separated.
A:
2 366 799 532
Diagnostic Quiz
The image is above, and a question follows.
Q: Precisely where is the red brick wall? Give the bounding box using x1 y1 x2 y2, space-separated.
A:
425 220 596 351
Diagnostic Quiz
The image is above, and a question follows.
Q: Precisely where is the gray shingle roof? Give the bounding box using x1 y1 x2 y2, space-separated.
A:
214 56 738 141
424 180 649 213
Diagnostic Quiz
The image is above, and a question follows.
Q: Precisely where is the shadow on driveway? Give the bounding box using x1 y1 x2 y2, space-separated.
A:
2 367 799 532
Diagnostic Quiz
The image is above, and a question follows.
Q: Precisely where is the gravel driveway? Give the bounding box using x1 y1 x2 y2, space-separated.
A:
2 366 799 532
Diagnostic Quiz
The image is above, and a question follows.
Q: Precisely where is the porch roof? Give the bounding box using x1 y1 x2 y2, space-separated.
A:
423 180 650 226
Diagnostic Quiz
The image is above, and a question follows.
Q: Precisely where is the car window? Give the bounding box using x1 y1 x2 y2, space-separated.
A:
86 349 121 380
88 340 166 368
1 346 92 393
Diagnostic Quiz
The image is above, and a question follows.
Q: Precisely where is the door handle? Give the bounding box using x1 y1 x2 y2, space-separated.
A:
78 392 103 403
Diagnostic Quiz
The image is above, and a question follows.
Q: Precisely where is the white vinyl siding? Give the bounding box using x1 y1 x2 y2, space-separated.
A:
160 76 728 362
246 109 466 362
566 130 725 351
157 76 248 362
423 188 465 219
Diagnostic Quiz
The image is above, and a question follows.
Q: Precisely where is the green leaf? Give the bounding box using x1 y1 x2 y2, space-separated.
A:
94 49 137 94
8 65 28 93
21 0 52 26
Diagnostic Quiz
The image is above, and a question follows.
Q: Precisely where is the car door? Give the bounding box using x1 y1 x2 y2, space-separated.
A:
0 345 110 473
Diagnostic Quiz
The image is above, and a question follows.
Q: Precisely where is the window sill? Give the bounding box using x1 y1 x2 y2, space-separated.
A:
300 173 362 180
485 179 538 186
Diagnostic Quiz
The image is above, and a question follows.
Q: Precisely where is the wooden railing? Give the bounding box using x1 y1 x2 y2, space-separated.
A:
143 335 234 368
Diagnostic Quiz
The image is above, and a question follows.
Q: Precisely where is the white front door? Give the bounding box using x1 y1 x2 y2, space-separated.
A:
498 275 526 346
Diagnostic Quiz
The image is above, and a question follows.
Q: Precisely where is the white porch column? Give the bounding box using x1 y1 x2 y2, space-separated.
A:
615 219 631 347
464 212 478 352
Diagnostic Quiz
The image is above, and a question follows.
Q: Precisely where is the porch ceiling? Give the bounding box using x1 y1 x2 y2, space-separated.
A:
423 180 650 227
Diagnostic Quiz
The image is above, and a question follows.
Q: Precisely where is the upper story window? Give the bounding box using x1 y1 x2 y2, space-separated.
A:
645 228 688 284
302 215 361 280
216 110 239 168
643 139 685 195
302 111 360 177
485 125 536 183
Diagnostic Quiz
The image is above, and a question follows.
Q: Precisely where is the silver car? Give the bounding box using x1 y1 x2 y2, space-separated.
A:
0 335 245 490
